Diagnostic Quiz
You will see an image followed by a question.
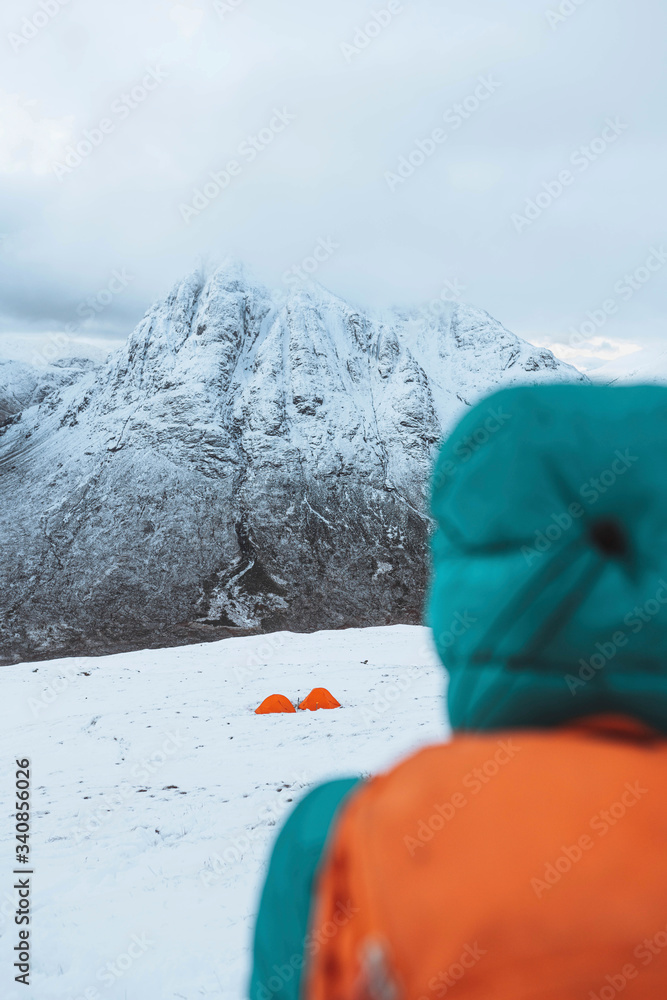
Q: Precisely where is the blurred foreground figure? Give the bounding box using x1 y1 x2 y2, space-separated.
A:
251 385 667 1000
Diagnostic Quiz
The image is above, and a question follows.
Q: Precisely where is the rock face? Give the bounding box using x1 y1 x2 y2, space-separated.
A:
0 261 586 663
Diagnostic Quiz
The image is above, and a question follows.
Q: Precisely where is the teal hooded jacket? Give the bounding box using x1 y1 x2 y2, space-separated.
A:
250 383 667 999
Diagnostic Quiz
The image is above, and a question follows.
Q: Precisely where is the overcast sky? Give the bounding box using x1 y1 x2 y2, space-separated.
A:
0 0 665 371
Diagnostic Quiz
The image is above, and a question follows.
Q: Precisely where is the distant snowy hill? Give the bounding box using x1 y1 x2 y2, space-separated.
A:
0 260 585 663
0 356 97 426
590 344 667 385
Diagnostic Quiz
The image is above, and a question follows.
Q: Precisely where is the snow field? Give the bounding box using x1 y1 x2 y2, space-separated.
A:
1 625 448 999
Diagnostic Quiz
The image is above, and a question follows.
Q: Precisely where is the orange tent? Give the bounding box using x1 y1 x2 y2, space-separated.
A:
255 694 296 714
298 688 341 711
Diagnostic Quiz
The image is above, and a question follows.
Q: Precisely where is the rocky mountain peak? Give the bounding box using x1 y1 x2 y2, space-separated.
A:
0 262 586 663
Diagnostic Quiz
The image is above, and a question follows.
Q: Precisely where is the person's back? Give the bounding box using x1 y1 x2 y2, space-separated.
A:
306 717 667 998
251 384 667 999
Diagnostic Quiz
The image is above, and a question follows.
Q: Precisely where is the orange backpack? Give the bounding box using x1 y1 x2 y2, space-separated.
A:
305 716 667 999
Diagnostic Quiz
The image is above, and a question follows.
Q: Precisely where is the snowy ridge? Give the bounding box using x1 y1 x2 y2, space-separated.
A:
590 344 667 385
0 357 96 427
0 260 586 662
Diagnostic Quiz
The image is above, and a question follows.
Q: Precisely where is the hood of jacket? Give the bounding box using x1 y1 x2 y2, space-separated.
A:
427 383 667 732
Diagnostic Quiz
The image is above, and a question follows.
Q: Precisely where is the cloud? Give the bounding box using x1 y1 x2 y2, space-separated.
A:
0 330 122 366
0 91 73 175
533 335 643 372
0 0 664 365
169 4 205 39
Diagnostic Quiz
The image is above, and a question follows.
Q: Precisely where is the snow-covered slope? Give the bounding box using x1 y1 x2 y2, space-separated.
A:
0 625 446 1000
0 260 586 663
590 344 667 385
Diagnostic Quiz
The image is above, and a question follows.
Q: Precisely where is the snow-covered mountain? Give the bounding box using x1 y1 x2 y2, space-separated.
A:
0 260 585 663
